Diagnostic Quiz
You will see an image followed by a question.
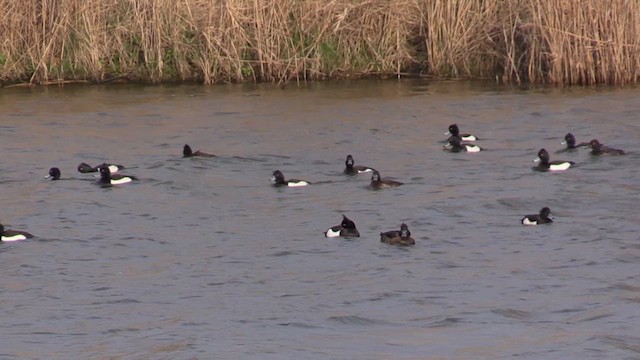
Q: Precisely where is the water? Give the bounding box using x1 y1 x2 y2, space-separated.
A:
1 81 640 360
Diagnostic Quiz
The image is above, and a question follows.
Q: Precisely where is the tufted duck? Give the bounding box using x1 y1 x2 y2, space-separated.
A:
271 170 310 187
183 144 216 158
521 207 553 225
380 223 415 246
1 223 34 241
344 155 375 175
533 149 574 171
324 214 360 238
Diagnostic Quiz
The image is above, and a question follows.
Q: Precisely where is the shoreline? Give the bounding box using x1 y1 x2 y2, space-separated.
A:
2 0 638 87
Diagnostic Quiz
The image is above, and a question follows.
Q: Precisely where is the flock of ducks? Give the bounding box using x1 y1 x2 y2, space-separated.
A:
272 123 627 244
0 125 628 245
2 160 140 241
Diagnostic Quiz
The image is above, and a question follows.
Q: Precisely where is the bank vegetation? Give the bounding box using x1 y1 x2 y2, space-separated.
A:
1 0 639 86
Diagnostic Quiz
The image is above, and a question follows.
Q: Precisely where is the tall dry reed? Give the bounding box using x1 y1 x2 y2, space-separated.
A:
0 0 639 85
527 0 640 85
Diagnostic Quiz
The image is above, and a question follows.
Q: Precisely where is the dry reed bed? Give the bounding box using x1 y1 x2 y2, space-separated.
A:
1 0 639 86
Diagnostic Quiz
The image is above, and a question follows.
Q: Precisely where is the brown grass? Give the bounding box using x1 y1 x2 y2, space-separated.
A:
1 0 639 86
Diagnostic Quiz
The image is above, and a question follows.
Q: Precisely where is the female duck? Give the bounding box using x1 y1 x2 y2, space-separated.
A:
521 207 553 225
99 166 138 186
380 223 415 246
78 162 125 174
344 154 375 175
443 136 482 153
1 223 34 241
324 215 360 238
271 170 310 187
45 167 61 180
370 170 403 189
533 149 574 171
445 124 477 142
589 139 625 155
183 144 216 158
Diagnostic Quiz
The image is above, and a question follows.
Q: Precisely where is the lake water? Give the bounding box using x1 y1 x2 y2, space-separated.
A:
1 80 639 360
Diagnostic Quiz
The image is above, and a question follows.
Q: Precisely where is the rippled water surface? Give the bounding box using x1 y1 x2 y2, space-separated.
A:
1 81 640 359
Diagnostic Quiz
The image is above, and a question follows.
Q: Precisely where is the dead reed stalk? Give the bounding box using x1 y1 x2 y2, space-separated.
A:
0 0 639 85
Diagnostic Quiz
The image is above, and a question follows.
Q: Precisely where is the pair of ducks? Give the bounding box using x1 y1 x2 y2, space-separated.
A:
45 163 137 186
271 155 404 189
324 215 415 246
535 135 626 172
560 133 626 155
443 124 482 153
344 154 404 189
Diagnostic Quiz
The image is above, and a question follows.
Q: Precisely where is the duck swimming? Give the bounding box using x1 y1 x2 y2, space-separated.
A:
183 144 216 158
380 223 415 246
343 155 375 175
1 223 34 241
78 162 125 174
45 167 61 180
270 170 310 187
370 170 403 189
445 124 477 142
521 207 553 225
560 133 590 150
589 139 625 155
98 165 138 186
443 135 482 153
324 214 360 238
533 149 574 172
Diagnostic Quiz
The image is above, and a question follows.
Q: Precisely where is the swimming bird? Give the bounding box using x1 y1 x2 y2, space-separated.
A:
589 139 625 155
380 223 415 246
560 133 590 150
183 144 216 158
78 162 125 174
98 165 138 186
343 154 375 175
270 170 310 187
370 170 403 189
521 207 553 225
443 135 482 153
45 167 61 180
445 123 477 142
533 148 574 171
324 214 360 238
1 223 34 241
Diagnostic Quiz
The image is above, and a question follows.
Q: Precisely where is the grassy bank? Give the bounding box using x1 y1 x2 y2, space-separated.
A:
1 0 639 86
